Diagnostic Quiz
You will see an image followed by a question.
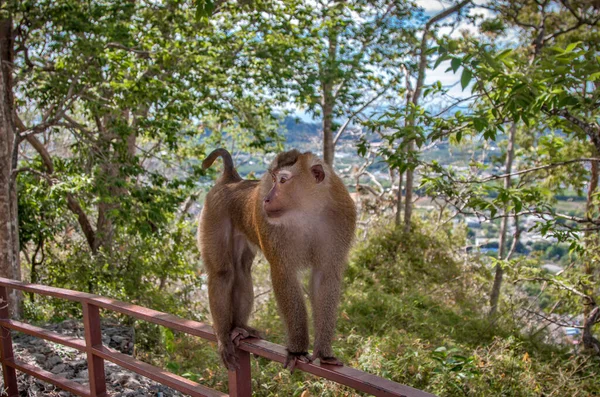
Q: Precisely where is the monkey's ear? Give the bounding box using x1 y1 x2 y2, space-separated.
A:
311 164 325 183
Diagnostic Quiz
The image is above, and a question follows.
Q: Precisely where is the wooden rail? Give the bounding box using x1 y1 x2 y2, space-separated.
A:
0 277 435 397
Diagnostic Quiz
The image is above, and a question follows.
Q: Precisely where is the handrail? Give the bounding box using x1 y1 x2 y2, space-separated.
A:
0 277 435 397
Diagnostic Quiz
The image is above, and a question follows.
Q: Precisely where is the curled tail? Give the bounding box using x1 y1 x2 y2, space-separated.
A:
202 148 242 182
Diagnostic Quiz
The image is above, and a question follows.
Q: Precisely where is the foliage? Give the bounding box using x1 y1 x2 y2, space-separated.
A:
11 0 308 318
131 222 600 396
335 223 600 396
6 0 600 394
283 0 417 117
22 220 203 322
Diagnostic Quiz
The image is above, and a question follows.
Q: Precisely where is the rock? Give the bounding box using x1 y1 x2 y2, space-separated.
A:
112 335 126 343
47 355 63 367
50 363 67 374
58 370 75 379
71 359 87 369
0 319 185 396
32 353 46 363
110 371 132 385
124 377 141 389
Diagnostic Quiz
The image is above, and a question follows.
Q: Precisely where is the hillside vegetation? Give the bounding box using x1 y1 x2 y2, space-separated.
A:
88 220 596 397
2 1 599 396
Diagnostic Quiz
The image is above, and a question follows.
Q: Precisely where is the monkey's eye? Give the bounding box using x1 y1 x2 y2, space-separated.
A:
279 176 288 184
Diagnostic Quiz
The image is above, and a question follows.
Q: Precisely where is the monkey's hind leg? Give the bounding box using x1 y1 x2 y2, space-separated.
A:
206 263 240 370
231 237 261 346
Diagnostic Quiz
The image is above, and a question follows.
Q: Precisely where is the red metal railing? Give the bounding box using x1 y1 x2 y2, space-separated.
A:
0 277 434 397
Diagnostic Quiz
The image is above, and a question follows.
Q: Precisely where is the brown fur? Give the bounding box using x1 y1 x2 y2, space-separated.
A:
198 149 356 371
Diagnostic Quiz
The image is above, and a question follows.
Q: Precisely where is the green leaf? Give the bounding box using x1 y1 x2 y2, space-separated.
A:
589 72 600 81
461 69 472 90
473 118 487 132
513 197 523 213
483 129 497 141
357 139 368 157
495 49 513 61
195 0 215 20
451 57 462 73
564 42 580 53
557 96 579 107
434 53 450 69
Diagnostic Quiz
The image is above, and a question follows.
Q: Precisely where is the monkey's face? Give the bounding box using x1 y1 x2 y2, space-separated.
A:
263 169 294 219
262 158 327 223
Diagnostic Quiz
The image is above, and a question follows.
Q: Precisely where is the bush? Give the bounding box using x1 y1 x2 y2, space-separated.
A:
25 221 205 323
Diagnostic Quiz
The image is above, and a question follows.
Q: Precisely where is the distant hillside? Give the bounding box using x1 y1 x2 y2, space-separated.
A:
281 116 320 144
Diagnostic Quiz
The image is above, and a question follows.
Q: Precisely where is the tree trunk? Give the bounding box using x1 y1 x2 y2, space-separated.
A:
94 111 136 252
321 26 338 166
401 0 471 232
582 305 600 355
489 122 516 317
396 170 403 226
0 13 22 317
584 159 599 320
403 153 414 233
322 100 334 166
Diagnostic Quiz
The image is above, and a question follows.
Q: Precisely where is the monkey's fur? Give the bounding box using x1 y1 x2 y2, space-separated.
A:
198 148 356 371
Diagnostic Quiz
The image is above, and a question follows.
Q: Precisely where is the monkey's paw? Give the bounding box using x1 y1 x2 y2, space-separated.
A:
230 326 262 347
218 341 239 371
317 356 343 366
312 350 343 366
284 351 312 373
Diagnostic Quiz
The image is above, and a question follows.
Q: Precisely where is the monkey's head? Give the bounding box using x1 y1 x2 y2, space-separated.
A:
262 150 328 223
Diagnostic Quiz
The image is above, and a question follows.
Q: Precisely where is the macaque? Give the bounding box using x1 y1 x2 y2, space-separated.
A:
198 148 356 371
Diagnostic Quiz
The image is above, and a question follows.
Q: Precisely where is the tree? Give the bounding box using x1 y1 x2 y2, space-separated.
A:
422 0 599 348
9 0 297 306
287 0 416 165
0 6 22 317
361 0 472 230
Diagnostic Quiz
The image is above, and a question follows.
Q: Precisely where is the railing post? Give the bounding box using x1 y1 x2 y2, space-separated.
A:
0 286 18 396
228 348 252 397
82 302 107 397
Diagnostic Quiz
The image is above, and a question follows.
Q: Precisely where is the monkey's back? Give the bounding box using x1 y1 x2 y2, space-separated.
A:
198 179 261 268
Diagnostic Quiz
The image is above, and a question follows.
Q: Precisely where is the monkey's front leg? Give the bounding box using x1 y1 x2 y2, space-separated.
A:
270 265 312 372
311 267 344 366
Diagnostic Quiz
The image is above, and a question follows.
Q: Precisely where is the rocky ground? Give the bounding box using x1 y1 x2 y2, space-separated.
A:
0 320 185 396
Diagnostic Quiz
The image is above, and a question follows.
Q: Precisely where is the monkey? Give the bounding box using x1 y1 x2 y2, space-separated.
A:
198 148 356 372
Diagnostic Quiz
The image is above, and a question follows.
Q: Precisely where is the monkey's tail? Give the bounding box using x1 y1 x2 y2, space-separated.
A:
202 148 242 182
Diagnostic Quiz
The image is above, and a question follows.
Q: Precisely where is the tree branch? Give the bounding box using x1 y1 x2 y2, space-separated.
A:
333 76 401 146
414 0 472 103
473 158 600 183
515 277 595 305
105 42 151 58
16 116 96 251
543 106 600 152
521 307 583 329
